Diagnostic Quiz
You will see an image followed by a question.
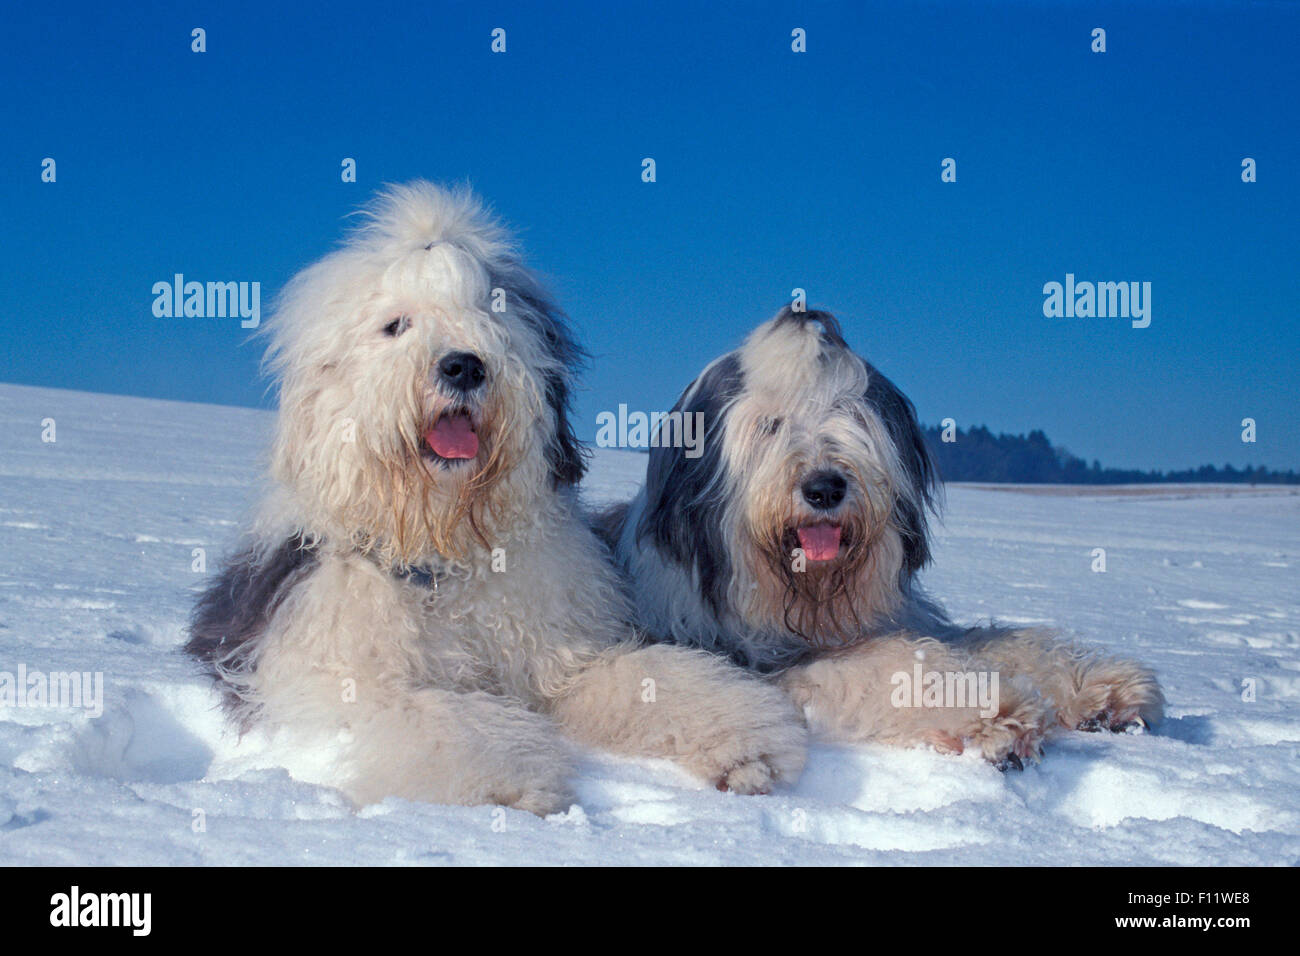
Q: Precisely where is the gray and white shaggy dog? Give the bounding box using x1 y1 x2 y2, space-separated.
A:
600 308 1164 768
186 182 806 813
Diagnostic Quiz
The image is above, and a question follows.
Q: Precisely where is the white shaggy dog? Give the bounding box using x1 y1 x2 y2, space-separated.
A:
186 182 805 813
601 308 1164 768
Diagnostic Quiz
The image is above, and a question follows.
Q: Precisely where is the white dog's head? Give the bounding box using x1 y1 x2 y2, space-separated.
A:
264 182 585 563
635 308 938 648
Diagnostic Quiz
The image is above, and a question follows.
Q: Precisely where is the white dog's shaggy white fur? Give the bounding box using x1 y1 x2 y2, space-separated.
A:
602 308 1164 768
187 182 806 813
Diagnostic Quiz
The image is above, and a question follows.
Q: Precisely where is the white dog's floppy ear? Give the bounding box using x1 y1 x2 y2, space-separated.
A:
489 259 588 487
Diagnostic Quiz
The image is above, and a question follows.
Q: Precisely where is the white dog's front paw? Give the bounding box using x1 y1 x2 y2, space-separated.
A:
348 751 574 816
679 685 809 794
457 708 578 816
485 773 576 817
552 644 808 793
342 690 578 815
714 753 791 795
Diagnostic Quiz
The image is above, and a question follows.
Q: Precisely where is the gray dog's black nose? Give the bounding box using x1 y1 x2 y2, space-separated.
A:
438 351 486 391
801 471 847 510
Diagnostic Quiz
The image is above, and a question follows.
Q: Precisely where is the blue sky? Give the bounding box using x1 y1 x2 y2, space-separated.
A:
3 0 1297 471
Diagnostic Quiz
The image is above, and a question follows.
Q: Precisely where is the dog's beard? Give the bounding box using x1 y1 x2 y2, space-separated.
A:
742 485 904 647
360 390 525 565
758 517 873 647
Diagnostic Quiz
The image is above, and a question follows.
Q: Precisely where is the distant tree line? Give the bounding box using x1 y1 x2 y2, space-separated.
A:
920 424 1300 485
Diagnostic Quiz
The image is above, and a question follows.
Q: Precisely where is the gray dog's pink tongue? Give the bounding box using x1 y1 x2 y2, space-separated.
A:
797 524 842 561
425 414 478 459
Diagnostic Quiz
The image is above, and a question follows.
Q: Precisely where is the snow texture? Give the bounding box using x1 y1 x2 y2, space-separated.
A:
0 383 1297 865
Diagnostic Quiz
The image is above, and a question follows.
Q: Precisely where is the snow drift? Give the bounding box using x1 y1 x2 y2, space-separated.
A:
0 383 1296 865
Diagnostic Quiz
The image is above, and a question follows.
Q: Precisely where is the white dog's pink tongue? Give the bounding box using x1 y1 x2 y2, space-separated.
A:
426 414 478 459
797 524 842 561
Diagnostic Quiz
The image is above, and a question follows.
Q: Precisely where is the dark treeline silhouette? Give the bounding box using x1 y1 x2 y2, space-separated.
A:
921 424 1300 485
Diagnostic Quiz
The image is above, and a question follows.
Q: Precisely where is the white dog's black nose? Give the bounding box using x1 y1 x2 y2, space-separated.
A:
801 471 847 510
438 351 486 391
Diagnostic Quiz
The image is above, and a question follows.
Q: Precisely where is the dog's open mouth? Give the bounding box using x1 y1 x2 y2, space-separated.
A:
795 523 843 562
422 410 479 463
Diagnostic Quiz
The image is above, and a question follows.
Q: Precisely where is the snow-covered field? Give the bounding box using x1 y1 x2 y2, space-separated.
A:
0 382 1296 865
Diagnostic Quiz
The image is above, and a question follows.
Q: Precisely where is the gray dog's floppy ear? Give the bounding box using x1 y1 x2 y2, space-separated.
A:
490 261 588 487
637 353 746 616
863 362 939 574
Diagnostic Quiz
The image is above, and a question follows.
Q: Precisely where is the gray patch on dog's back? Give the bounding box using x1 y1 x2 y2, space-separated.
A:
185 533 319 713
